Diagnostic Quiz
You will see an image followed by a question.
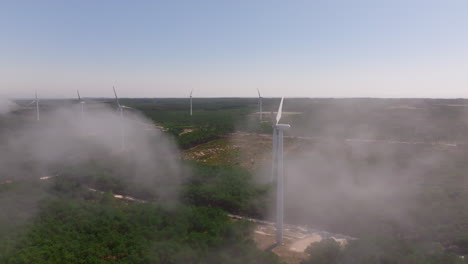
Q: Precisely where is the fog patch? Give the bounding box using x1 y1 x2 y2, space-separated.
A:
252 99 468 241
0 104 187 232
0 98 17 115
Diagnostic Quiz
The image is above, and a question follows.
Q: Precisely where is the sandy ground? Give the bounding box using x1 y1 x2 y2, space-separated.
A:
251 222 351 264
289 234 323 252
252 224 308 264
226 214 353 264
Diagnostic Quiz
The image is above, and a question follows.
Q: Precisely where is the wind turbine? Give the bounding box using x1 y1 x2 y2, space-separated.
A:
257 88 263 121
25 92 39 121
113 87 133 151
35 90 40 121
272 97 290 245
77 90 85 119
189 89 193 116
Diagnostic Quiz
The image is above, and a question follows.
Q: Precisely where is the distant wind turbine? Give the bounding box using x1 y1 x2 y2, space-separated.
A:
25 92 39 121
77 90 85 119
35 91 40 121
189 89 193 116
257 88 263 121
113 87 133 151
272 97 290 245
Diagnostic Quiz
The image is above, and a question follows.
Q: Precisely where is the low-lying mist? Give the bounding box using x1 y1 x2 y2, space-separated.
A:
255 99 468 245
0 99 17 115
0 103 187 230
284 140 443 234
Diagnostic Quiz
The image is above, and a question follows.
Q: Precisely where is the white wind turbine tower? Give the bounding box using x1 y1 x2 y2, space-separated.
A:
257 88 263 121
272 97 290 245
77 90 85 119
113 87 133 151
35 90 40 121
189 89 193 116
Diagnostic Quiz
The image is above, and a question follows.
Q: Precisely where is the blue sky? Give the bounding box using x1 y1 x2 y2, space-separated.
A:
1 0 468 98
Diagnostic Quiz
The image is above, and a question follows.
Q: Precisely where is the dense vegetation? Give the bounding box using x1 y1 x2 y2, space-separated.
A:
182 163 270 217
0 163 280 264
122 98 271 148
302 237 463 264
1 197 280 264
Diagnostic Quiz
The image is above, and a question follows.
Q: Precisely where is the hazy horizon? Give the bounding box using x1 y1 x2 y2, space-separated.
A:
9 95 468 100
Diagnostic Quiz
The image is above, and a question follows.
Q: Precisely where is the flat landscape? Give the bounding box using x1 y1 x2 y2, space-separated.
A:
1 97 467 263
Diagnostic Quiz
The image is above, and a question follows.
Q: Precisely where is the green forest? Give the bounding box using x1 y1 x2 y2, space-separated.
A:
0 164 281 264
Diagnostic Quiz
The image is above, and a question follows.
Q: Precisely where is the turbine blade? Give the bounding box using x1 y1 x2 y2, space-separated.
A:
276 97 284 125
257 88 261 98
190 89 193 97
77 90 81 101
113 86 121 108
